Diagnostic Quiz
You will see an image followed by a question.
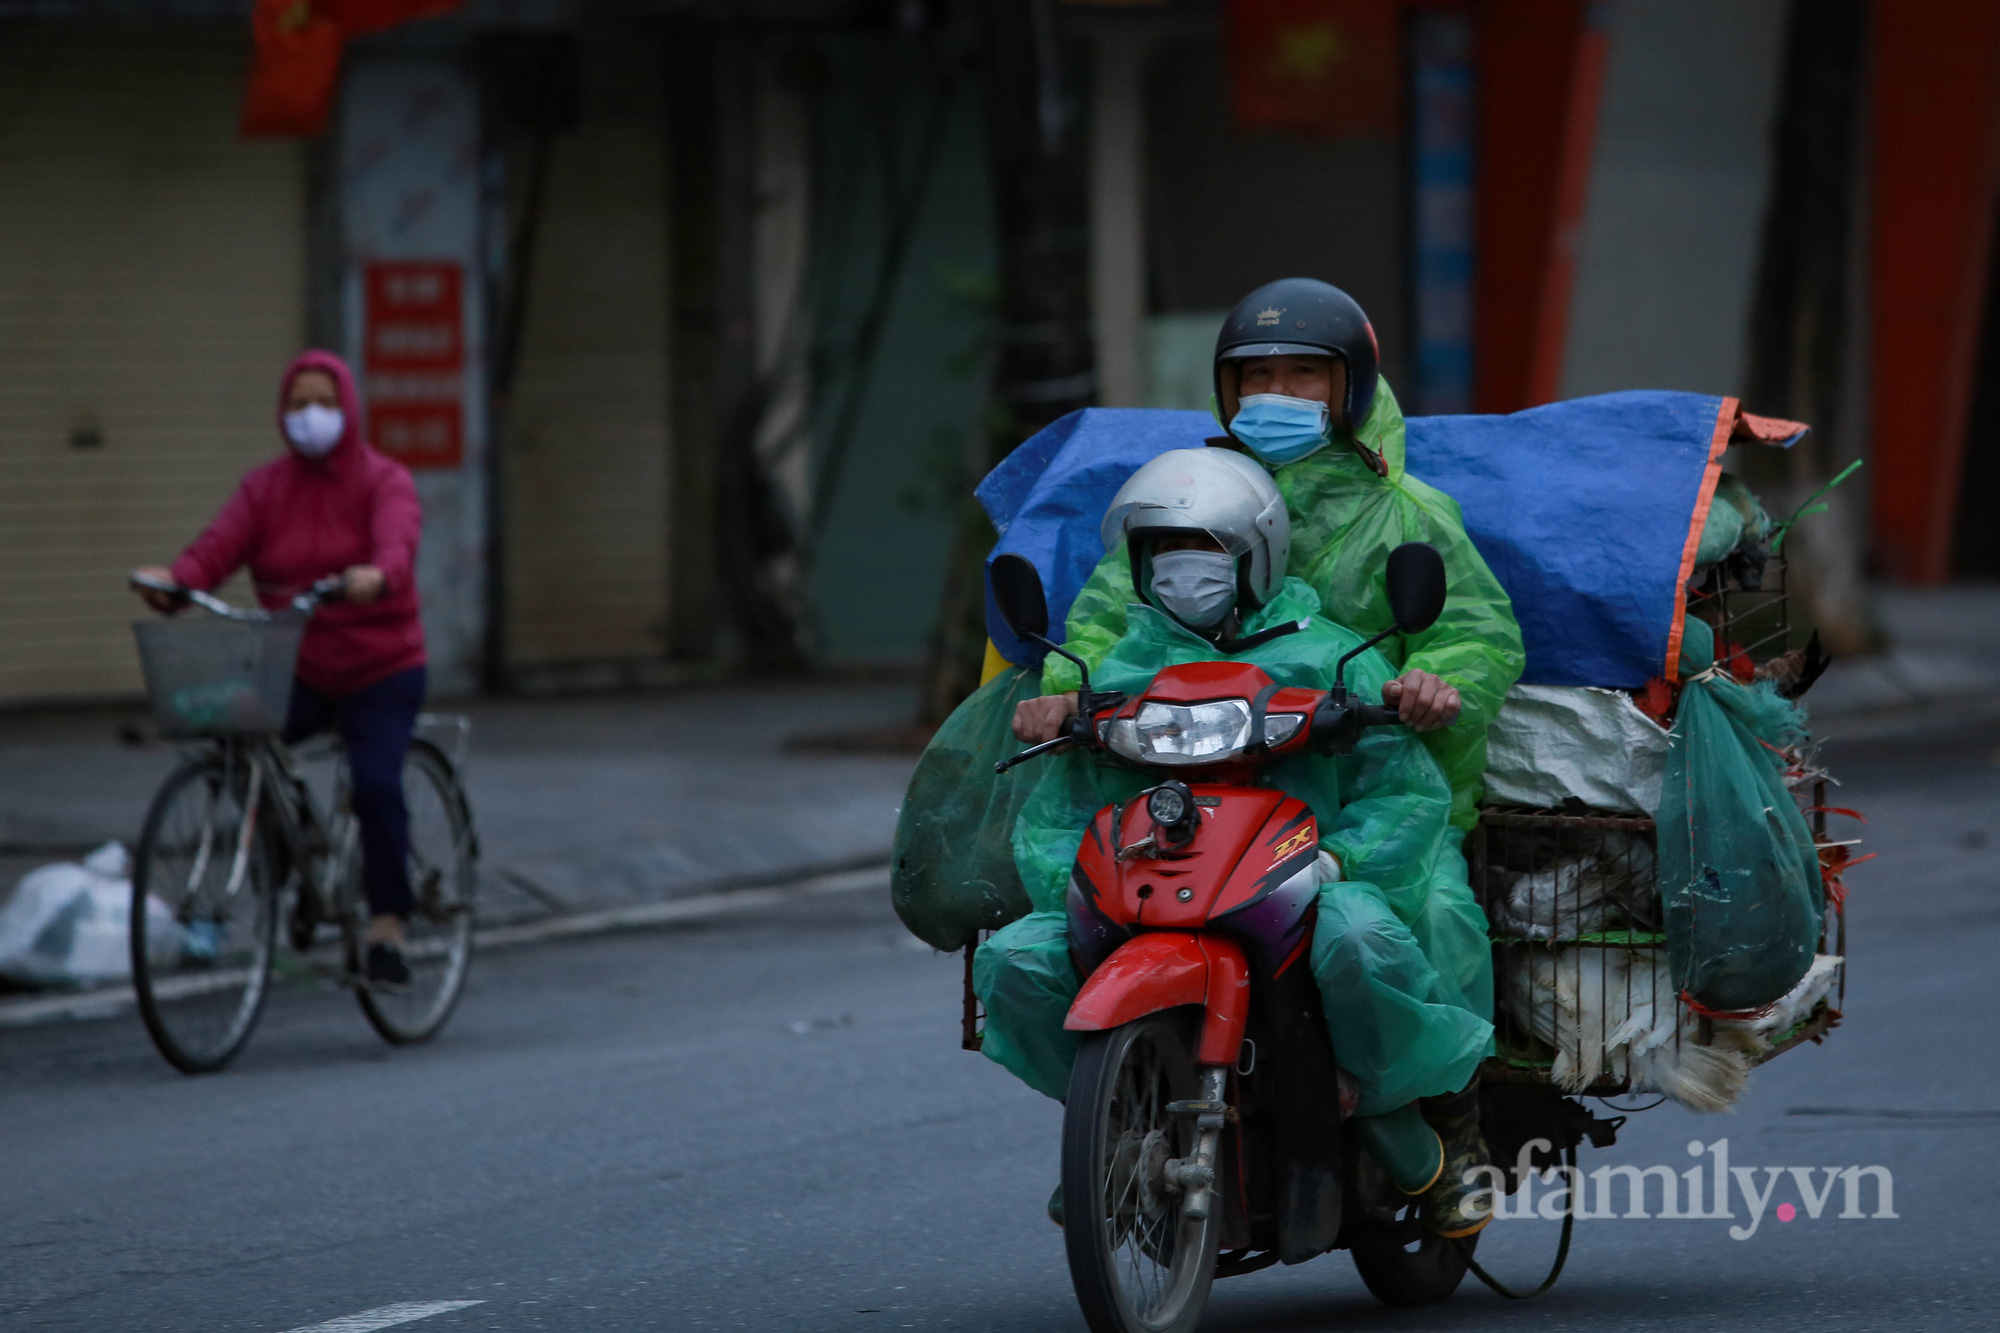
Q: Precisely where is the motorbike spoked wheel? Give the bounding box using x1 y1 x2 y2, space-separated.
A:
1348 1151 1473 1307
1062 1012 1220 1333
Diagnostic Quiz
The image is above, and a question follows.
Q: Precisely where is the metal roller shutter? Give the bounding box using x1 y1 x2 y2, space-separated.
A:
501 33 673 670
0 27 305 704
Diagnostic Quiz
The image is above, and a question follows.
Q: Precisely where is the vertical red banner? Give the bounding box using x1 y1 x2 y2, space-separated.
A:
363 260 465 469
1869 0 2000 582
1471 0 1606 414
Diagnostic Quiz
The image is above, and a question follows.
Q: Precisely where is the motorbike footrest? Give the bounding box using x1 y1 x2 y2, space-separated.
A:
1166 1098 1237 1127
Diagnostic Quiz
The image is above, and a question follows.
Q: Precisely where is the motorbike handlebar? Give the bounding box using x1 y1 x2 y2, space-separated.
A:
1309 694 1406 756
994 710 1100 774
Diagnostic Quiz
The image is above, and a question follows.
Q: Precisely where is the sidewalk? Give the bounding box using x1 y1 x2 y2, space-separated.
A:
0 680 925 963
1805 584 2000 727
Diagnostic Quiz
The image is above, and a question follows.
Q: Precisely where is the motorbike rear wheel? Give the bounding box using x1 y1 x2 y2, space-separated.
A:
1062 1012 1220 1333
1347 1146 1474 1308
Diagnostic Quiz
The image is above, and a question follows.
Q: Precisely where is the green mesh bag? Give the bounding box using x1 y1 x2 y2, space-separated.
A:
891 667 1043 951
1658 618 1823 1012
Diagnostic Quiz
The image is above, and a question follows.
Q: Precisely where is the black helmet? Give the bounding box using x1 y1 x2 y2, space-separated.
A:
1212 278 1380 436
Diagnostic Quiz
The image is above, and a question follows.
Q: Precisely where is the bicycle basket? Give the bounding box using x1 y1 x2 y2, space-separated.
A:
132 615 304 738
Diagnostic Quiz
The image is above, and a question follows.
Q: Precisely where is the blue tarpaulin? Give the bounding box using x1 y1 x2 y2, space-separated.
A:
977 408 1214 668
979 392 1798 688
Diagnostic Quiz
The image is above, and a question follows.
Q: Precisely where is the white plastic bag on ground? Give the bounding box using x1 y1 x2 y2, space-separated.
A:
1483 684 1670 814
0 842 180 987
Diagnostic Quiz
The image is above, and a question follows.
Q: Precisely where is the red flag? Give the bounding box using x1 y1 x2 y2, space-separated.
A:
241 0 344 138
329 0 464 39
239 0 464 139
1227 0 1402 139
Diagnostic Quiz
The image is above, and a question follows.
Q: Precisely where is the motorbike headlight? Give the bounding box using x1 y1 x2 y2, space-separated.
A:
1106 699 1253 766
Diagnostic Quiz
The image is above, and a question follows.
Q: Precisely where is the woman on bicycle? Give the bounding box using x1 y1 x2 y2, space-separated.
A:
134 349 425 990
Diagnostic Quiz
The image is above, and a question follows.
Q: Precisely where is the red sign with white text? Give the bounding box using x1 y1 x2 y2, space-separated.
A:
363 260 464 468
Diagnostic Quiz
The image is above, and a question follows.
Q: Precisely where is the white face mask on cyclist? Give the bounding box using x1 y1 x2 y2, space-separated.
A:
283 405 344 457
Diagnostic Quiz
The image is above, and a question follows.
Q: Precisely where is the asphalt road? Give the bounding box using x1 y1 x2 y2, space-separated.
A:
3 717 1996 1332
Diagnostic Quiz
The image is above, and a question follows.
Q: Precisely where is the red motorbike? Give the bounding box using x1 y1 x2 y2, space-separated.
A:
989 545 1485 1333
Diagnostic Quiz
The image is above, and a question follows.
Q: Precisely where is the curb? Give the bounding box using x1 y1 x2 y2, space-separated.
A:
0 861 891 1031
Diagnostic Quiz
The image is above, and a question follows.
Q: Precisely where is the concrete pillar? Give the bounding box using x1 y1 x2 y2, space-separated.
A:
339 55 487 696
1089 36 1147 408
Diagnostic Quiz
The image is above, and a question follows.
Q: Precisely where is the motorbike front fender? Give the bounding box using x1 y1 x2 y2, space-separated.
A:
1065 931 1250 1067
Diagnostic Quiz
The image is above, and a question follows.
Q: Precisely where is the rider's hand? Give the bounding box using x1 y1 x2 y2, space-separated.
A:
1382 669 1461 732
343 564 386 605
131 566 182 615
1012 692 1079 743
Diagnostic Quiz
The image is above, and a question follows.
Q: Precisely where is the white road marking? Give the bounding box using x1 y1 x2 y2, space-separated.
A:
0 865 890 1029
280 1300 484 1333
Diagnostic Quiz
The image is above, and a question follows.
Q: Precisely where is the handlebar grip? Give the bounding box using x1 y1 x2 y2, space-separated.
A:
1355 703 1402 727
129 573 190 607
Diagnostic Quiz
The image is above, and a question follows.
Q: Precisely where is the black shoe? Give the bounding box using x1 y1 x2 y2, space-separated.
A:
365 942 411 992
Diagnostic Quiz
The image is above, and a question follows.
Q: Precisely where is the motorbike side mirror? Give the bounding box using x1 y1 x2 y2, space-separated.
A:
1329 542 1448 698
1385 542 1447 634
990 553 1050 642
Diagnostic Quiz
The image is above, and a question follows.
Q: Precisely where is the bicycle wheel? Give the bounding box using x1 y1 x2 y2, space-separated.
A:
131 754 278 1074
357 738 476 1044
1062 1013 1220 1333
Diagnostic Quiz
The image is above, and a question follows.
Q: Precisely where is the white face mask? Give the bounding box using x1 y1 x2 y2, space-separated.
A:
283 404 344 457
1149 548 1238 630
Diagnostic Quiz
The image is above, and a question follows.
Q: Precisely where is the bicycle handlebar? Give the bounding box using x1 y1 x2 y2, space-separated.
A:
130 571 346 621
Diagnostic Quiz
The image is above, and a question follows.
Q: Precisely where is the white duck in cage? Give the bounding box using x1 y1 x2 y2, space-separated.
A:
1486 834 1659 941
1499 948 1843 1113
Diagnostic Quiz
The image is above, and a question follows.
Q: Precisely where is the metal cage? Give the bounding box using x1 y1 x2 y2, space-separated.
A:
1471 796 1842 1095
1473 553 1843 1096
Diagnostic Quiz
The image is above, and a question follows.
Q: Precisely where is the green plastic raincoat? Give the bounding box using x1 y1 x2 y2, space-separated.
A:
1040 380 1525 832
974 578 1494 1114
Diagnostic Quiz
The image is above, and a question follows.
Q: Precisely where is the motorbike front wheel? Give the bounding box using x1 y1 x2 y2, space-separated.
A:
1062 1012 1221 1333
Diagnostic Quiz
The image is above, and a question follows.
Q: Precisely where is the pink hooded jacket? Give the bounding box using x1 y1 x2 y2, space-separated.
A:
171 350 427 699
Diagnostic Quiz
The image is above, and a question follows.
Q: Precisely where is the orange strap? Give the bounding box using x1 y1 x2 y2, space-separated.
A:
1664 397 1737 683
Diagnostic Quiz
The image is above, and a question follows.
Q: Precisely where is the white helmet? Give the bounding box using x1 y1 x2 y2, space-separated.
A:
1099 447 1291 609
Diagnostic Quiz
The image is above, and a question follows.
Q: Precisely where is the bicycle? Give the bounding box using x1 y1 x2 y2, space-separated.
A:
127 572 478 1073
